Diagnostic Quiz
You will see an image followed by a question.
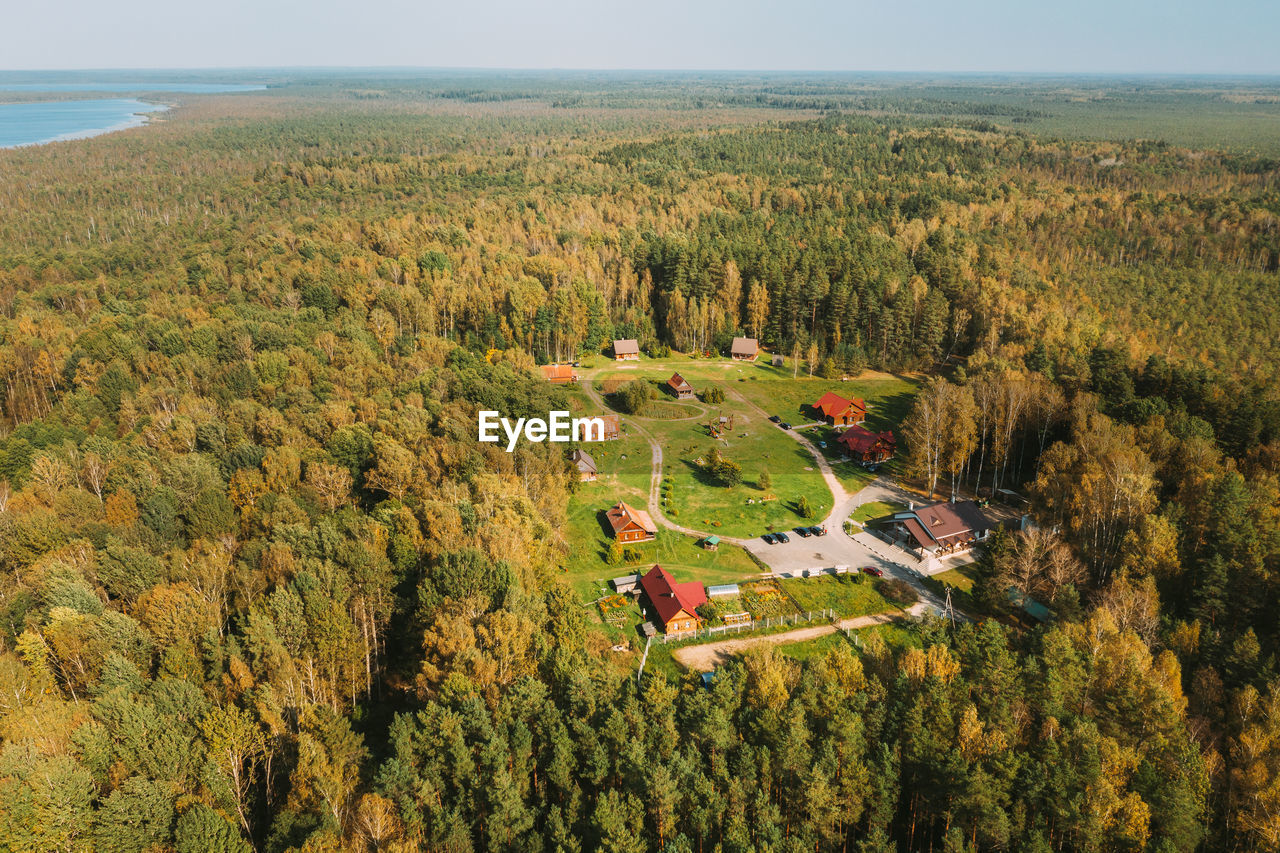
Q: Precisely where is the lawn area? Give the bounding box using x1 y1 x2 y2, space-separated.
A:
781 619 923 663
851 500 907 525
726 367 920 435
780 574 899 618
781 632 852 662
647 414 830 537
922 563 980 613
585 364 835 538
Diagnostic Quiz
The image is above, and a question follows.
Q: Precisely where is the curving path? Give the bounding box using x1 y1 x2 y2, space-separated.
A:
578 369 757 546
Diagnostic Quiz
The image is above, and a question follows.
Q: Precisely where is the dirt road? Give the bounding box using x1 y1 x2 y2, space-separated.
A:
671 604 924 672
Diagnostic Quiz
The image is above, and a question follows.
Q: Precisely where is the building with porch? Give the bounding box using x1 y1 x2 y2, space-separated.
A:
891 500 995 565
730 337 759 361
612 339 640 361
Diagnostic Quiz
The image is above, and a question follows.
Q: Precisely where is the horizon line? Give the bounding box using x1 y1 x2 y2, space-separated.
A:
2 65 1280 79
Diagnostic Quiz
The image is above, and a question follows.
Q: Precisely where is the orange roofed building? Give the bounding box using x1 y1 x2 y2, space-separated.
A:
606 501 656 543
640 565 706 636
540 364 579 384
811 392 867 427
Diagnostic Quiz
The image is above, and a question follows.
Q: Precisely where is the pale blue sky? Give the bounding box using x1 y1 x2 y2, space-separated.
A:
4 0 1277 74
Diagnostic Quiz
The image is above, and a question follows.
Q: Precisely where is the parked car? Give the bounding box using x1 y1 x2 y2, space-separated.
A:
794 526 812 538
780 422 792 430
809 526 826 537
861 566 884 577
761 533 776 544
775 531 791 543
768 415 781 423
818 441 827 448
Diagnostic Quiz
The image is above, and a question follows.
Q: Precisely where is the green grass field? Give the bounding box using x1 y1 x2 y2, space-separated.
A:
923 563 980 614
779 574 898 618
851 501 906 525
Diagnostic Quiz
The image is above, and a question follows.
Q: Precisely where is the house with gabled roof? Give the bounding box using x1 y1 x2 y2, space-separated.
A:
892 500 995 561
811 392 867 427
571 449 598 481
639 565 707 636
540 364 579 384
667 372 694 400
837 424 895 463
730 337 759 361
613 339 640 361
606 501 656 543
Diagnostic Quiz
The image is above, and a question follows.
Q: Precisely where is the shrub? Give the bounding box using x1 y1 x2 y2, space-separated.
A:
701 385 725 404
877 578 919 606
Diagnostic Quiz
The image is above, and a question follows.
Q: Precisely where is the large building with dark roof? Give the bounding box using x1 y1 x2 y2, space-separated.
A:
892 500 996 560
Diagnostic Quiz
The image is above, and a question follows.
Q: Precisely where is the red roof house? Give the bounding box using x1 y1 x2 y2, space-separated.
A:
640 565 707 635
837 425 896 463
811 392 867 427
667 372 694 400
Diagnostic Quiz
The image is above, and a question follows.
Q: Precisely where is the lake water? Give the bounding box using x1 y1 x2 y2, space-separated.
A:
0 99 169 148
0 81 265 148
0 83 265 94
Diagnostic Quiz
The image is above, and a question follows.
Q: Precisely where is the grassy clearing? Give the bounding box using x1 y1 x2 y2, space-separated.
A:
780 574 898 618
922 563 980 613
648 415 831 537
781 632 855 662
851 501 907 524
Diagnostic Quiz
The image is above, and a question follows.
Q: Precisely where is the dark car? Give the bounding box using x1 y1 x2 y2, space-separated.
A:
794 526 812 538
761 533 776 545
809 526 826 537
768 415 781 423
780 422 792 430
775 531 791 544
861 566 884 577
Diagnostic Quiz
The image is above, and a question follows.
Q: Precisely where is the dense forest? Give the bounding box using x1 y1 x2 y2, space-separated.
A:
0 73 1278 851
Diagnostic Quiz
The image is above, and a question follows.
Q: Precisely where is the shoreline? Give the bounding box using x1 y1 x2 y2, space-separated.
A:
0 98 170 149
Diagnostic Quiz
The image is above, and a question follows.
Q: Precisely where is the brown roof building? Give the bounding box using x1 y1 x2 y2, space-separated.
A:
837 424 895 463
730 337 759 361
893 500 995 558
606 501 657 543
597 414 621 440
812 392 867 427
540 364 579 384
613 339 640 360
639 565 706 636
667 372 694 400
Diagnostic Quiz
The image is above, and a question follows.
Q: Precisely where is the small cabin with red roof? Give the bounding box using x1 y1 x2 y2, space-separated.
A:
667 372 694 400
639 565 707 636
811 392 867 427
837 424 896 463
